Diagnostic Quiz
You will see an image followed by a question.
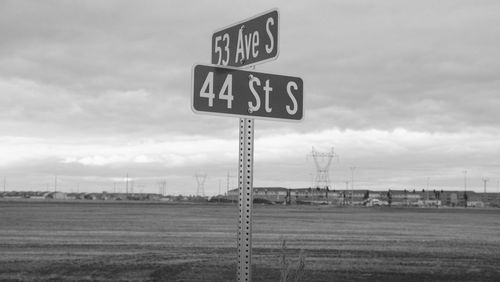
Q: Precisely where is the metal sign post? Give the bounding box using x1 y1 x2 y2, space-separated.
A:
237 118 254 282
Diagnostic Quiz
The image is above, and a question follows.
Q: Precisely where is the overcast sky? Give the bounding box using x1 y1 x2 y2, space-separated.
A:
1 0 499 194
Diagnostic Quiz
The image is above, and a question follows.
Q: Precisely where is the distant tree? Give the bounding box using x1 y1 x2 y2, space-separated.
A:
285 189 291 205
387 190 392 207
363 190 370 200
464 192 468 208
434 190 441 200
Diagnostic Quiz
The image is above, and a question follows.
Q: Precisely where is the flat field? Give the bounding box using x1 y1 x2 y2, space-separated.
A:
0 201 499 281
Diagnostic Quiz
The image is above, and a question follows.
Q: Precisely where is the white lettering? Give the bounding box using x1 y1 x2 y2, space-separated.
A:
235 27 245 64
219 74 233 108
200 72 215 107
214 36 222 65
252 32 259 58
244 33 252 60
286 81 298 115
248 76 261 112
263 79 272 113
222 33 230 65
265 17 275 54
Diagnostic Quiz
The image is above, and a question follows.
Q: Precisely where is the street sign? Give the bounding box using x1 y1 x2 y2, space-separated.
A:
195 8 301 281
192 64 303 121
211 9 279 67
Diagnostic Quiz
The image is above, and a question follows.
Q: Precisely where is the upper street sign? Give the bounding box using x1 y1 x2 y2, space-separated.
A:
211 9 279 67
192 64 303 121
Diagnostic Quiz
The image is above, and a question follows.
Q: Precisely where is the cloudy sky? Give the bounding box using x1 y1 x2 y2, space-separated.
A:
1 0 499 195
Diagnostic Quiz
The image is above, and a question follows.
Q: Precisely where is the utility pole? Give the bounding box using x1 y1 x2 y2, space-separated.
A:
426 177 430 201
3 176 5 193
226 171 231 195
164 178 167 195
350 166 356 205
497 180 500 204
54 176 57 192
344 180 349 206
463 170 468 208
463 170 467 192
482 177 489 193
125 173 129 194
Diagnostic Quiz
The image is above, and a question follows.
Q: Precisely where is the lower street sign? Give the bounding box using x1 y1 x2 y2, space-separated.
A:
192 64 303 120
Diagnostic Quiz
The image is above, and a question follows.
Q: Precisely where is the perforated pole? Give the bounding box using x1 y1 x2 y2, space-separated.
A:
237 118 254 282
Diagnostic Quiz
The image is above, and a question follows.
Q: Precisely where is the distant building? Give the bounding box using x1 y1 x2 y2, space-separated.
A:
29 192 50 199
228 187 289 203
84 193 99 200
448 193 459 207
46 192 67 200
225 188 455 206
467 201 485 208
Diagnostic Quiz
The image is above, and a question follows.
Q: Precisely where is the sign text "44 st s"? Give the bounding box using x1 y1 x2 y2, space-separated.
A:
192 65 303 121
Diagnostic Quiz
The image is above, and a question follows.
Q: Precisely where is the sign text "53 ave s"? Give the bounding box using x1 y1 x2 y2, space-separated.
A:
192 64 303 121
211 9 278 67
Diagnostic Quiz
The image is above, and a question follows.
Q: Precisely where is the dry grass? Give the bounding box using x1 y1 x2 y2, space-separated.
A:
279 240 306 282
0 200 499 281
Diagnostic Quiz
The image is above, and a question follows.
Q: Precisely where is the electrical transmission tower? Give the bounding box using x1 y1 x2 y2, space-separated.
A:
158 178 167 196
308 147 338 189
195 173 207 196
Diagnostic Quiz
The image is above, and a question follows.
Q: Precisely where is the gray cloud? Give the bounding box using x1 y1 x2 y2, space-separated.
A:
1 0 499 193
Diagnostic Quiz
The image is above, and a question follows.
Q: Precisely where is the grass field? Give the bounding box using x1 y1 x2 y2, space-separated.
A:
0 200 499 281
